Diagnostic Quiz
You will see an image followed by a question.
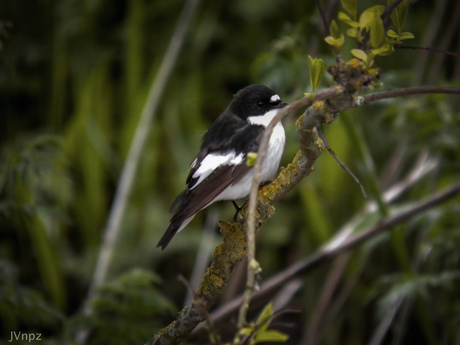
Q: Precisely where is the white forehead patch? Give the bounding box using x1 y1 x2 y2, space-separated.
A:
270 94 281 103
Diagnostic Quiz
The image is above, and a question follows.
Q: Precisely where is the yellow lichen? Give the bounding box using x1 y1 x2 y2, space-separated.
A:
313 100 325 111
316 137 324 150
348 58 362 69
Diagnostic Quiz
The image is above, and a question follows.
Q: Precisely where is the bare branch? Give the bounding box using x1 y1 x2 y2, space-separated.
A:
395 45 460 60
149 62 459 344
315 0 330 36
190 181 460 339
362 86 460 105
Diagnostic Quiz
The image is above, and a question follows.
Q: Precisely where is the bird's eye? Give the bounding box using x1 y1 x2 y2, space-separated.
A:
256 101 264 108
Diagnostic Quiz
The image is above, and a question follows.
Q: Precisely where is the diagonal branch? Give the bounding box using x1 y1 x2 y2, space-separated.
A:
147 61 459 344
190 180 460 339
362 86 460 104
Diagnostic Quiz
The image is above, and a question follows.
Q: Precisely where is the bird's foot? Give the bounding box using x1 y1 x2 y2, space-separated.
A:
231 200 244 221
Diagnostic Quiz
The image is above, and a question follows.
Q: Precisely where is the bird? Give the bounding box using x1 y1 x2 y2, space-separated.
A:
157 84 288 249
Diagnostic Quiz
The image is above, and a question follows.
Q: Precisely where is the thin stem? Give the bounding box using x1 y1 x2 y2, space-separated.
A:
362 86 460 105
396 45 460 60
315 0 330 36
234 88 343 341
192 181 460 338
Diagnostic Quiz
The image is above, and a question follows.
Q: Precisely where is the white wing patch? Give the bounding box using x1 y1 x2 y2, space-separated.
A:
189 151 244 189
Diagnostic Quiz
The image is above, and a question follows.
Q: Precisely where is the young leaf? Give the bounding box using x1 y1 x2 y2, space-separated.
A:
253 330 289 343
399 32 414 40
387 29 399 39
347 28 358 38
256 302 274 329
338 12 359 28
371 43 394 56
359 5 385 30
389 0 409 32
251 303 289 344
330 19 340 38
351 49 368 62
325 35 345 50
247 152 258 167
308 56 325 93
341 0 357 19
369 15 385 48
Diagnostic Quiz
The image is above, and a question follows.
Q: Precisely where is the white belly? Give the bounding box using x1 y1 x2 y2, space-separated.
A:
215 122 285 201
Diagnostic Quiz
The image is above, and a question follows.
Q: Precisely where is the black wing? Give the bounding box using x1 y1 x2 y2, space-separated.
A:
157 122 265 250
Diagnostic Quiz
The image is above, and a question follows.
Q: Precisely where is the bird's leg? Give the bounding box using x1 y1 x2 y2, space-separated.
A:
231 200 243 221
260 180 273 187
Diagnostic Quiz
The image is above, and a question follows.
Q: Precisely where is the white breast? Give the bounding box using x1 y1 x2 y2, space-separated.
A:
215 111 285 201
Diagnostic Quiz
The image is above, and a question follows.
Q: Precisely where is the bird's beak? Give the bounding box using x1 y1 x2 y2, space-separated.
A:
275 102 289 109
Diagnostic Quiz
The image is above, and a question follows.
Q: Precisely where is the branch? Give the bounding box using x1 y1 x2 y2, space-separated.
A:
190 180 460 339
149 61 459 344
395 45 460 60
362 86 460 104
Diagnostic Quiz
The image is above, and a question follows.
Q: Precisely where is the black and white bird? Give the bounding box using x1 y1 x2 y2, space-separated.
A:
157 84 288 249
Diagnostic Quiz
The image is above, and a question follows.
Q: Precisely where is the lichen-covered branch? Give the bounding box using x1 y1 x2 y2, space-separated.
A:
146 60 382 345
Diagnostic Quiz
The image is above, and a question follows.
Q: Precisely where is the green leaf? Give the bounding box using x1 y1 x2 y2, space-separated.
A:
399 31 414 40
387 29 399 39
330 19 340 38
351 49 368 62
338 11 359 28
371 43 394 56
359 5 385 30
325 35 345 50
256 302 274 330
369 15 385 48
247 152 258 167
253 330 289 343
251 303 290 344
308 55 325 93
389 0 409 32
240 326 254 336
347 28 358 38
341 0 357 19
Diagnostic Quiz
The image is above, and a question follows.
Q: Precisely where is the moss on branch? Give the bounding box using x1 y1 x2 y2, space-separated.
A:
147 60 381 345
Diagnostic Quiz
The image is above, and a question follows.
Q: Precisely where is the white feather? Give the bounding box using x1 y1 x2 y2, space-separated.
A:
190 107 285 201
247 108 279 127
216 114 285 201
190 151 244 189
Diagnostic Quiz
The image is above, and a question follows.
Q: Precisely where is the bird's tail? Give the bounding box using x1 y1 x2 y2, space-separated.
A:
157 215 195 250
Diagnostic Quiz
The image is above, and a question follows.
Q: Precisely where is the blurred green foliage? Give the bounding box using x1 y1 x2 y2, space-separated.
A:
1 0 459 344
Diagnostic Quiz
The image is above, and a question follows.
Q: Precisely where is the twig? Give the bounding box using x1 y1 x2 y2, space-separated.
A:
150 67 459 343
78 0 200 341
178 275 223 345
234 87 343 342
317 125 367 198
314 0 330 36
362 86 460 105
191 181 460 339
395 45 460 60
